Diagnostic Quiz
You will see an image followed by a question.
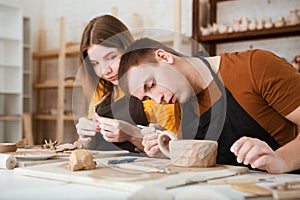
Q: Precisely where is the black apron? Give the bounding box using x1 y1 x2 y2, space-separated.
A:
87 94 148 153
182 55 299 172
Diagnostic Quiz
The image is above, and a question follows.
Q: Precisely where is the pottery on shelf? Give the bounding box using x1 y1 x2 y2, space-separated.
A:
275 16 285 28
239 17 248 32
288 9 300 25
264 18 273 29
210 23 218 34
218 23 228 34
227 26 233 33
256 19 264 30
248 19 256 31
200 26 211 36
233 19 240 32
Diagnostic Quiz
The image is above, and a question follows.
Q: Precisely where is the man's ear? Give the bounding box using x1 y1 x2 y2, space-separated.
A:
155 49 174 64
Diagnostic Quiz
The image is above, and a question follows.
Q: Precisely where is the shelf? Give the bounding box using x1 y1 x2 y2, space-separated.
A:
23 70 31 74
0 4 23 143
32 43 80 59
0 64 20 68
0 114 21 120
199 24 300 43
192 0 300 55
23 94 31 98
33 80 82 89
0 36 20 42
34 114 75 121
23 43 31 48
0 91 21 95
33 17 84 144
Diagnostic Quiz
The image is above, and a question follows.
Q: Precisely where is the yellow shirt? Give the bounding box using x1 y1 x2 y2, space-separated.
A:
88 83 178 133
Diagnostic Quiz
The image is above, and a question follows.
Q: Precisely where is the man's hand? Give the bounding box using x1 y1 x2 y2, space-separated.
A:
230 136 289 173
141 124 167 158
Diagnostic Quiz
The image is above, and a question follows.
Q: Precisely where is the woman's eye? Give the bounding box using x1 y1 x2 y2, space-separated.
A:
108 55 117 61
90 61 99 67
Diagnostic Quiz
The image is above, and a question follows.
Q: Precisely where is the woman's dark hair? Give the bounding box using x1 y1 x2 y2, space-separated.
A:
79 14 134 99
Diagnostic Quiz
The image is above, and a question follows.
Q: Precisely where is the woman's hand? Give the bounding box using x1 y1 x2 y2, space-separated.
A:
76 117 100 145
230 136 289 173
96 117 142 142
95 115 144 150
141 124 167 158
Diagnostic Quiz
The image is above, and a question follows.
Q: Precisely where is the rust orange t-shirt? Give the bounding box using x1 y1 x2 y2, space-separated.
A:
197 49 300 146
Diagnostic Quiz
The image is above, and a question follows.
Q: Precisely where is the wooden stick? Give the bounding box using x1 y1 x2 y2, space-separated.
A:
57 16 66 143
208 178 266 185
232 184 271 195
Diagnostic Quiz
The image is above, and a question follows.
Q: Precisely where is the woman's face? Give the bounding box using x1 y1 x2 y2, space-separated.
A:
87 44 122 85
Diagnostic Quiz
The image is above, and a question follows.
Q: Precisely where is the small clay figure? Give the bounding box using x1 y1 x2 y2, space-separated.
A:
69 149 96 171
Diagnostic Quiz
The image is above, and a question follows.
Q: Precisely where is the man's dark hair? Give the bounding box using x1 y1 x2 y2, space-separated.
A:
118 37 184 94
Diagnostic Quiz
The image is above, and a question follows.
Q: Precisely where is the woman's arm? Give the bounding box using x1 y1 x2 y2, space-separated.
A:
96 116 144 151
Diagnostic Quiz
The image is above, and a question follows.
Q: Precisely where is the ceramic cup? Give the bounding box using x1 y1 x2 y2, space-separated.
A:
158 131 218 167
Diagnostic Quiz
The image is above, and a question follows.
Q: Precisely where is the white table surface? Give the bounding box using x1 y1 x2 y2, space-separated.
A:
1 167 300 200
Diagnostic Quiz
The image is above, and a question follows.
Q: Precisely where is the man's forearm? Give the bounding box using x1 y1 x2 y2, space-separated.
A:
276 133 300 172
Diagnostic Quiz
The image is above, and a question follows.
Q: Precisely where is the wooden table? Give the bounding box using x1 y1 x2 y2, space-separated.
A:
2 169 300 200
2 153 300 200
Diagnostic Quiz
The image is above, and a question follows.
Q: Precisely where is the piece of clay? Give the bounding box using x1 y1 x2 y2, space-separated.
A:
43 139 83 152
69 149 96 171
169 140 218 167
0 154 17 169
55 143 77 152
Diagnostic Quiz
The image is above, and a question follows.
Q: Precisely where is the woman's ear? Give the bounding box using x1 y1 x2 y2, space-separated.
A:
155 49 174 64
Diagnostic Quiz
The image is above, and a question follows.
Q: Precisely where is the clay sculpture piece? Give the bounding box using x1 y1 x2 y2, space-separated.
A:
158 131 218 167
69 149 96 171
169 140 218 167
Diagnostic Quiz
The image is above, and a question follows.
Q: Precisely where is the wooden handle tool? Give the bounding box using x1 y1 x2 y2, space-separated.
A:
208 178 268 184
231 184 272 195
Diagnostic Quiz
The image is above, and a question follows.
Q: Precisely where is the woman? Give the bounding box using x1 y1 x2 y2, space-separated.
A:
76 15 179 152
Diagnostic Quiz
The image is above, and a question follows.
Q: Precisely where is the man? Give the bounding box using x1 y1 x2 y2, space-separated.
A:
118 38 300 174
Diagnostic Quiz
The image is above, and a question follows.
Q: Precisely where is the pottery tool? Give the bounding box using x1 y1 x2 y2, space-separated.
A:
231 184 272 195
137 125 164 134
0 153 17 169
271 181 300 199
207 178 270 184
108 157 138 165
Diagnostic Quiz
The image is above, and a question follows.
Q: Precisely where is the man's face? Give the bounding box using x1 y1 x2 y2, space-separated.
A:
124 62 193 104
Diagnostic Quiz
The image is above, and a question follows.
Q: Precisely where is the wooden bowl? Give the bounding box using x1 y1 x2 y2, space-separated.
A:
0 143 17 153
